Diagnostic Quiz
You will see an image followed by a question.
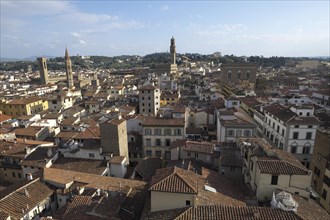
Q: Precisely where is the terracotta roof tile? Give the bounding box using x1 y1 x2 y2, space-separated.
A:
257 159 309 175
135 157 162 181
142 117 184 127
51 157 107 175
0 114 11 123
145 205 302 220
20 146 57 168
184 141 214 154
43 168 146 192
9 96 45 105
0 179 54 219
293 194 330 220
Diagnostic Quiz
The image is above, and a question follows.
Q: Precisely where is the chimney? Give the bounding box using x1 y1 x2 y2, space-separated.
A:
26 173 33 181
25 147 31 154
47 148 52 158
24 188 30 197
253 210 260 219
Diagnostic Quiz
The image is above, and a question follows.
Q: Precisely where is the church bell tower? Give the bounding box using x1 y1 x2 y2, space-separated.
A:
65 48 74 88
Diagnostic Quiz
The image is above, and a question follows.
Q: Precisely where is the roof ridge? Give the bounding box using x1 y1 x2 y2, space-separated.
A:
283 160 309 172
174 207 193 220
150 167 176 189
174 170 197 193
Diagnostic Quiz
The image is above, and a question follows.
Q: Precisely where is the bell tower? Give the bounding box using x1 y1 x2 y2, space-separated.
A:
38 57 49 85
170 37 176 65
65 48 74 88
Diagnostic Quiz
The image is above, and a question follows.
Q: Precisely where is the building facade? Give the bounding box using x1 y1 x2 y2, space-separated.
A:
138 84 160 115
0 97 48 117
220 63 257 89
310 129 330 212
261 104 320 168
238 138 312 202
142 117 185 159
100 118 129 164
216 109 256 142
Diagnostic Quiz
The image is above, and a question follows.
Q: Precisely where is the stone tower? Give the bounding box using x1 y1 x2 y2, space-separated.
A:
65 48 74 88
170 37 176 65
37 57 49 85
100 118 129 164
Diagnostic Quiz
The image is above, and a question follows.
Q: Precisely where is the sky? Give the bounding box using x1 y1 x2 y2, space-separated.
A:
1 0 329 58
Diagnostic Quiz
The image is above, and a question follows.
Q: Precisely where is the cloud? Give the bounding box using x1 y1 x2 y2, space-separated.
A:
161 5 169 11
83 20 144 34
23 43 33 48
0 1 72 16
70 32 81 38
197 23 247 36
79 40 87 45
3 34 19 40
58 12 118 25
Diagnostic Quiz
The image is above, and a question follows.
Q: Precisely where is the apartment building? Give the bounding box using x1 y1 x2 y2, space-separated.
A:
138 84 160 115
149 166 247 212
48 95 73 113
238 138 312 201
142 117 185 159
160 90 179 107
0 139 53 183
260 104 320 168
216 109 256 142
220 63 257 89
0 96 48 117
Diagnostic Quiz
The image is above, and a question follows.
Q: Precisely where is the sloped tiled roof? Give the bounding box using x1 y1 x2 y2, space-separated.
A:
184 141 214 154
142 117 184 127
0 114 11 123
9 96 44 105
51 157 107 175
144 205 302 220
0 210 9 220
134 157 162 181
263 104 296 122
0 179 54 219
43 168 146 191
257 159 309 175
293 194 330 220
150 167 197 194
20 146 58 168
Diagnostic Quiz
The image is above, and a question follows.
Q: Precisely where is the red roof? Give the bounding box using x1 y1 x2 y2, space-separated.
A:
0 113 12 123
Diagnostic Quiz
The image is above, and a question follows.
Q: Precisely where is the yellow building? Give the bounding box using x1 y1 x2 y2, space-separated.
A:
0 96 48 117
160 91 179 107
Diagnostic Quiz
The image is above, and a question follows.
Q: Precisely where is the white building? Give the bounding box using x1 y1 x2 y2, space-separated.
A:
48 95 73 113
216 109 256 142
259 104 320 168
142 117 185 159
238 138 312 202
311 90 330 112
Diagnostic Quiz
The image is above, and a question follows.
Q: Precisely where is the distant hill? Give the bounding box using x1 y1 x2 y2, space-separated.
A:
0 55 57 62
